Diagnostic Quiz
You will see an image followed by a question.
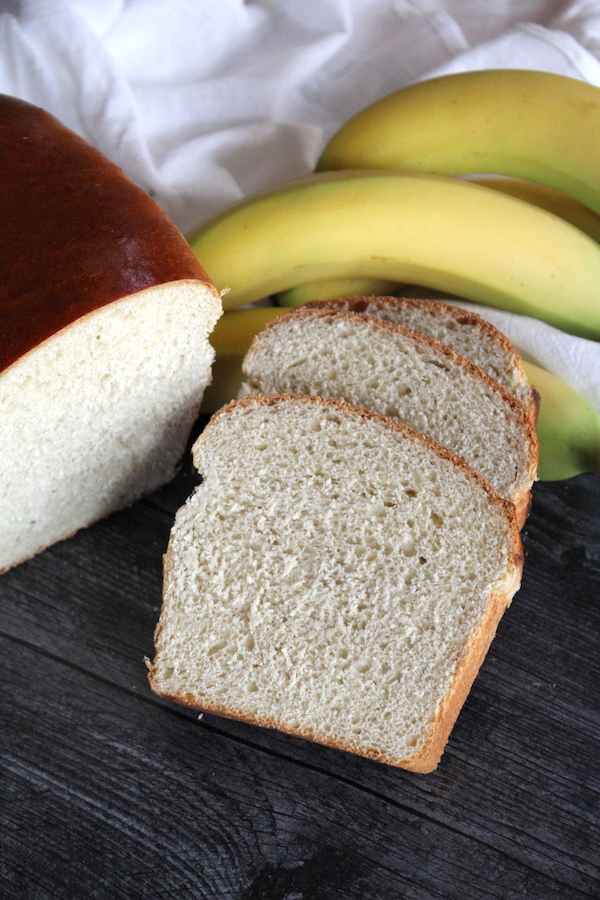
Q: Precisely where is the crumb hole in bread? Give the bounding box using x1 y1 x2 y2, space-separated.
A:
207 639 228 656
431 512 444 526
404 489 418 499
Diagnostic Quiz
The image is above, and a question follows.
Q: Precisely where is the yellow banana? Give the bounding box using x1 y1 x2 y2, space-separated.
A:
200 306 287 412
317 69 600 215
277 175 600 306
524 361 600 480
189 170 600 338
277 276 403 307
464 176 600 243
209 305 286 355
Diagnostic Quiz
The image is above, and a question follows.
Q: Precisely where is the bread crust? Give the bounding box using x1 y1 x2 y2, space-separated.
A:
0 94 212 374
404 554 523 772
243 310 538 527
150 393 523 772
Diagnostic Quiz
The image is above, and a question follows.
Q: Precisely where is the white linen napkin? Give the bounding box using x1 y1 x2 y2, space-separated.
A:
0 0 599 413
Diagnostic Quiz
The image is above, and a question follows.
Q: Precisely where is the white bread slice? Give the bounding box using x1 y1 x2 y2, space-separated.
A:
303 295 539 421
240 309 538 526
0 95 221 572
148 393 523 773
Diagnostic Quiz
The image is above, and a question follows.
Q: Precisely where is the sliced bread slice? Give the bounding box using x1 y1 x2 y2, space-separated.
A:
303 295 538 420
240 309 538 526
149 393 523 773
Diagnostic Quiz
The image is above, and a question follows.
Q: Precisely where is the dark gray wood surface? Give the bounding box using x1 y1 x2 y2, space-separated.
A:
1 424 599 899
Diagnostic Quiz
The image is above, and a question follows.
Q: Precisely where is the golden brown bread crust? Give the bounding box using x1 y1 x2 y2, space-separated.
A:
305 293 522 356
0 94 211 374
407 553 523 772
244 310 539 527
150 393 523 772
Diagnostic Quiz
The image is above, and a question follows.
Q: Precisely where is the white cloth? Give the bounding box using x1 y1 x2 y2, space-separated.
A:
1 0 599 412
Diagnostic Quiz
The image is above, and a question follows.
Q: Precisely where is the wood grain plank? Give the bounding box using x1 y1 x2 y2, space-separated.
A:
1 636 596 900
1 473 599 898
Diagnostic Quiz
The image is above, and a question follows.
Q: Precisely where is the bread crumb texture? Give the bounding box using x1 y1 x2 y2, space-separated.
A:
304 295 533 410
0 281 220 571
150 396 520 771
241 311 535 504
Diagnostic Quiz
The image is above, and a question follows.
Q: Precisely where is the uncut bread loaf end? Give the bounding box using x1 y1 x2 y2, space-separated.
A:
0 95 222 573
149 394 523 772
240 308 538 527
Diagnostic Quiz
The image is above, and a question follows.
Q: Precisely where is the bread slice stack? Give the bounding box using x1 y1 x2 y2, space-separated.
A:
240 298 538 526
302 295 539 421
149 295 537 771
0 95 222 573
149 393 523 773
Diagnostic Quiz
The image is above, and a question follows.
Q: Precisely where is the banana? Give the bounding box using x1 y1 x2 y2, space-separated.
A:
277 175 600 306
464 176 600 243
524 361 600 480
277 276 403 307
209 305 287 355
317 70 600 215
189 170 600 338
200 306 287 412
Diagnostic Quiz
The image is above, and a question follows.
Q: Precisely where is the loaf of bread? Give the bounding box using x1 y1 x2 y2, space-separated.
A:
149 393 523 772
302 295 539 420
240 308 538 526
0 95 221 572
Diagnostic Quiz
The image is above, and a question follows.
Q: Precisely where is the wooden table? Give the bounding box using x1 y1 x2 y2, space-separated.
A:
2 423 599 899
